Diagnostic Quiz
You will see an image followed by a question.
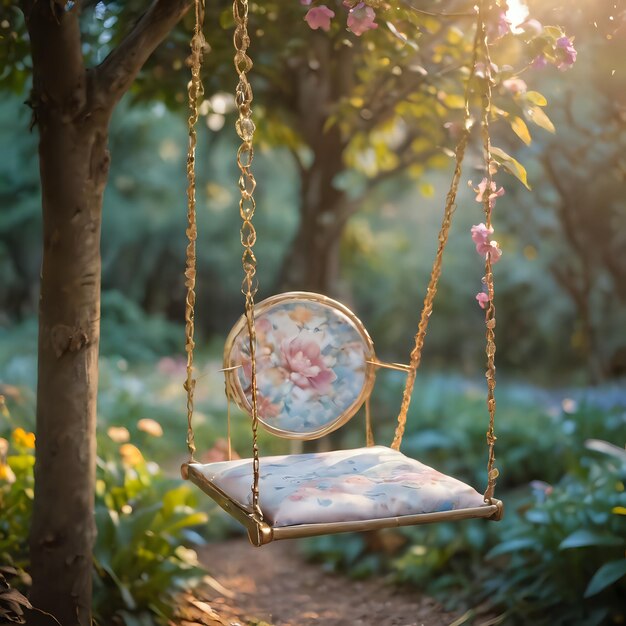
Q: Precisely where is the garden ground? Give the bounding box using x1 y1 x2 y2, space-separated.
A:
174 538 461 626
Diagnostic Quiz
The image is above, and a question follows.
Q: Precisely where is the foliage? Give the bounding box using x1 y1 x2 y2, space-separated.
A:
0 423 34 575
92 454 207 624
483 441 626 625
0 400 216 625
0 568 34 625
303 378 626 624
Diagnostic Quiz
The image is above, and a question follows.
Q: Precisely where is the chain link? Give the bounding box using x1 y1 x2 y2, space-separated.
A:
478 5 499 503
184 0 206 463
233 0 263 520
391 9 483 451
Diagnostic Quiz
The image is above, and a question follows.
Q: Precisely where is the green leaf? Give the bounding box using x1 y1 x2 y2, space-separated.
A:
525 91 547 106
487 538 538 558
527 106 556 133
510 116 532 145
559 529 625 550
385 21 419 50
162 511 208 535
162 484 192 519
584 560 626 598
491 146 531 190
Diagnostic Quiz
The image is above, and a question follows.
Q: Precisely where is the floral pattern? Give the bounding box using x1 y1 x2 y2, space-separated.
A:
193 446 486 527
228 299 372 436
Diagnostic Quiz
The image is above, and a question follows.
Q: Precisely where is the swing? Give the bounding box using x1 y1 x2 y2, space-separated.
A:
180 0 503 546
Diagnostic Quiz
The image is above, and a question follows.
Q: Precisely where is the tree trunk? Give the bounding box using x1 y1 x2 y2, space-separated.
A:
19 2 193 621
278 130 349 294
277 35 355 296
29 110 109 626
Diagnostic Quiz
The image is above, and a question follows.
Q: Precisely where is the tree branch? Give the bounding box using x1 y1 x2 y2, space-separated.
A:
95 0 193 112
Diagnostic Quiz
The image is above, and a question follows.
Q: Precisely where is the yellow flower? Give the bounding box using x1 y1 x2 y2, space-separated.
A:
0 461 16 484
137 418 163 438
119 443 144 467
107 426 130 443
12 427 35 449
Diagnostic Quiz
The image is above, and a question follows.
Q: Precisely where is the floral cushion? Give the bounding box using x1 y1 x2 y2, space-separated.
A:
191 446 485 527
225 294 375 438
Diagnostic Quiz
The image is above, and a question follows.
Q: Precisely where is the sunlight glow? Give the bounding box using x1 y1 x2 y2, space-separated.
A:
505 0 530 33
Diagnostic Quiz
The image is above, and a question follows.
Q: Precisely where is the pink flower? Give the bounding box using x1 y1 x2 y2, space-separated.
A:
486 240 502 263
502 78 527 95
300 0 312 4
532 54 548 69
281 336 337 392
474 177 505 209
471 223 493 250
347 3 378 36
520 19 542 37
497 12 512 37
471 223 502 264
476 292 490 309
305 5 335 31
474 61 499 79
256 393 282 419
556 36 577 71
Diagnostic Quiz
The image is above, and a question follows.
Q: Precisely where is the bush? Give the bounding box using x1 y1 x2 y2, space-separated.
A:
93 452 208 624
0 406 214 625
484 441 626 626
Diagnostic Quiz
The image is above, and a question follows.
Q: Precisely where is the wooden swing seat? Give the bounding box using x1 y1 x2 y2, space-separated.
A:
183 446 502 546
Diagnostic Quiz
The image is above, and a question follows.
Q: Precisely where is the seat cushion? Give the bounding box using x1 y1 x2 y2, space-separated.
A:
191 446 485 527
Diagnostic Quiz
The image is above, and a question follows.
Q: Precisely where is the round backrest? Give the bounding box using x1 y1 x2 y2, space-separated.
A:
224 292 376 439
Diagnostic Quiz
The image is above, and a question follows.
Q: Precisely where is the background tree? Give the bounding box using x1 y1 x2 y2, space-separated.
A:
496 0 625 381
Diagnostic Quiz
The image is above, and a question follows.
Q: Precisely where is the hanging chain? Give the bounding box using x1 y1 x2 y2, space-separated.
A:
184 0 206 463
391 11 482 451
233 0 263 520
478 6 499 503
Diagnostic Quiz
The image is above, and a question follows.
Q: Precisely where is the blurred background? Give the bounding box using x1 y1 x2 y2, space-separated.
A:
1 0 625 624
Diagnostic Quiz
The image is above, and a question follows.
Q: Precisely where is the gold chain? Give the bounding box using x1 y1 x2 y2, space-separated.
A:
233 0 263 520
391 11 482 451
478 6 499 502
184 0 205 463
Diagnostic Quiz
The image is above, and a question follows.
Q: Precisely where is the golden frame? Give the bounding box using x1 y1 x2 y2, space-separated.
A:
183 462 504 547
222 291 378 440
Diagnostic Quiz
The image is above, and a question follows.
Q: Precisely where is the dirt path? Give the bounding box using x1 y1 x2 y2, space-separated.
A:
175 538 460 626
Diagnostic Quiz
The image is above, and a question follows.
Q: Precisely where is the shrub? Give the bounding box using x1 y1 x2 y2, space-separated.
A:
0 407 213 625
93 452 208 624
484 441 626 626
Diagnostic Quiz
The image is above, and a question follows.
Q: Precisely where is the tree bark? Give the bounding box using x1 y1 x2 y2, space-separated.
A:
30 109 108 626
277 35 355 296
22 4 101 624
278 126 350 294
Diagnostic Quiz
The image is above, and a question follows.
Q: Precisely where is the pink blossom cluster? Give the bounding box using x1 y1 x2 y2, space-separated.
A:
491 11 577 73
532 34 577 71
471 223 502 264
473 177 505 210
301 0 378 36
470 177 505 308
